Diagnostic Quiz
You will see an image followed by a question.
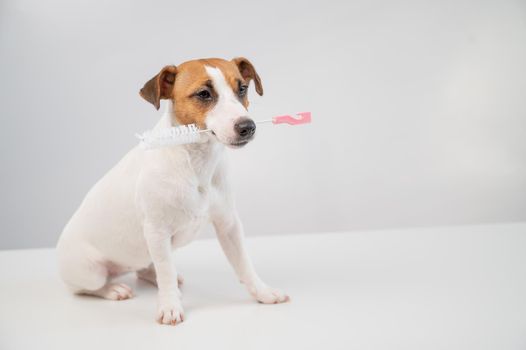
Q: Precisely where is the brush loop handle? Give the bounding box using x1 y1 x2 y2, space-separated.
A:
272 112 311 125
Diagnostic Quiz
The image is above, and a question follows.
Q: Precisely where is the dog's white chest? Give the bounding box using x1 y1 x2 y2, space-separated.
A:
139 141 224 248
169 185 212 247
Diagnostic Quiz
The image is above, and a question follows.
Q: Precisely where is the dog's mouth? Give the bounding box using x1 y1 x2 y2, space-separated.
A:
208 129 253 148
228 139 250 148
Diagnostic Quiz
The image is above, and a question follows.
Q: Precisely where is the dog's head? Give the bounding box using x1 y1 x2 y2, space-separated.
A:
140 57 263 148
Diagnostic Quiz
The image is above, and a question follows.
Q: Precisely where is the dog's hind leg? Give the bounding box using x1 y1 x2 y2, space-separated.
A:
84 282 134 300
57 240 134 300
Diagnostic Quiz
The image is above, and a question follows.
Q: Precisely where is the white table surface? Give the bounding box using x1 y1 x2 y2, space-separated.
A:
1 223 525 350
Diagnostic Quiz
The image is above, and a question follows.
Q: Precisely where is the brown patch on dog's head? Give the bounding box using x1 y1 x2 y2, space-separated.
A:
139 57 263 129
170 60 217 128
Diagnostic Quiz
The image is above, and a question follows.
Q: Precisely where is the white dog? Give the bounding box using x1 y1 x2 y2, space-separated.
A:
57 57 289 326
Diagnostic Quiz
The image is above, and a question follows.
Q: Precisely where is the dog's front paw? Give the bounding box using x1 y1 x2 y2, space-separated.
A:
157 299 185 325
248 285 290 304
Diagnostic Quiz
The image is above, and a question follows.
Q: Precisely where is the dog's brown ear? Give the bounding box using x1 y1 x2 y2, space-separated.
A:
232 57 263 96
140 65 178 110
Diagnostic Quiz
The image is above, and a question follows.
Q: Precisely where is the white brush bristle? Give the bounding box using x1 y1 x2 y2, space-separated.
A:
136 124 201 149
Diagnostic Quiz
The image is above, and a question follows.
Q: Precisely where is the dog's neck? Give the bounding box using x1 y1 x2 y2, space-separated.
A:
156 100 225 185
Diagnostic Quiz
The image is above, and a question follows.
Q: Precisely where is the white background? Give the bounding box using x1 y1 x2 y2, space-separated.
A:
1 0 525 249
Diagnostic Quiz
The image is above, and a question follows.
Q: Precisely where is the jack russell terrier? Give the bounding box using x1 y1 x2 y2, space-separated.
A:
57 57 289 326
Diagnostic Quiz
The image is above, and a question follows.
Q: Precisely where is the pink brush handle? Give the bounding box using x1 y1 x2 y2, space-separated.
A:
272 112 311 125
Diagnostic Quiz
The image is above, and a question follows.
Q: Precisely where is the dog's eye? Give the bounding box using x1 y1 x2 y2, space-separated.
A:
196 90 212 101
238 85 248 97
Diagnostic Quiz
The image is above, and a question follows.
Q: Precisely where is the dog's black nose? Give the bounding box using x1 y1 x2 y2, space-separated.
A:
234 118 256 138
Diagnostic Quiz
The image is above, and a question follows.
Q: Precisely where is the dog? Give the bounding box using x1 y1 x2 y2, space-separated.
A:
57 57 289 326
